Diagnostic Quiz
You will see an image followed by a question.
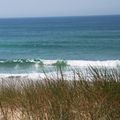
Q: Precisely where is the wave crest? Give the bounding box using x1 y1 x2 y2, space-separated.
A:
0 59 120 67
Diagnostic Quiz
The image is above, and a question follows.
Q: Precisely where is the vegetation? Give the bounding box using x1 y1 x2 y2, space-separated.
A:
52 60 68 79
52 60 68 68
0 67 120 120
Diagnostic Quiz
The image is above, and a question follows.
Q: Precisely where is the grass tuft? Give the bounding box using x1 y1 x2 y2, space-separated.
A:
0 67 120 120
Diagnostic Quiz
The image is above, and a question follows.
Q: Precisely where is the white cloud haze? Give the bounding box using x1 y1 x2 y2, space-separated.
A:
0 0 120 17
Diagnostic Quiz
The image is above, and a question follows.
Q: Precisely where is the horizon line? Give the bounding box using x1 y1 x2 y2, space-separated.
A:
0 14 120 19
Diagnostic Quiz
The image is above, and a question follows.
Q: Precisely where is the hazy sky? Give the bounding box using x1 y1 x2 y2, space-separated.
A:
0 0 120 18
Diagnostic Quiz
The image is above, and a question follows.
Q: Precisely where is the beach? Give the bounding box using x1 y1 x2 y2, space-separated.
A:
0 15 120 119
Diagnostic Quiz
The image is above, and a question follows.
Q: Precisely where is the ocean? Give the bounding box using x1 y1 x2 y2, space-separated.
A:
0 15 120 77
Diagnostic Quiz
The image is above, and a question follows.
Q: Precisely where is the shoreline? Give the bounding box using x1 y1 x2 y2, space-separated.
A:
0 60 120 80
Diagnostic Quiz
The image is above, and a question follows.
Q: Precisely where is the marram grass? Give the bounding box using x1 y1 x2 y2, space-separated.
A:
0 67 120 120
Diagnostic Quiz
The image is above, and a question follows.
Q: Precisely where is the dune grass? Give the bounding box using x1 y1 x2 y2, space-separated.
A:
0 67 120 120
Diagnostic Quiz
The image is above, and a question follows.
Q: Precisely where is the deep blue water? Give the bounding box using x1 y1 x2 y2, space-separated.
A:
0 15 120 73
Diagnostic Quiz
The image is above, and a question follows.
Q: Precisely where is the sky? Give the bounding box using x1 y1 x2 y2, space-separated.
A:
0 0 120 18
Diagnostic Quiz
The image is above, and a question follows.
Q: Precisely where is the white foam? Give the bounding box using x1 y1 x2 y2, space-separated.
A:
0 60 120 80
42 60 120 67
0 72 76 80
68 60 120 67
0 73 45 80
0 59 120 68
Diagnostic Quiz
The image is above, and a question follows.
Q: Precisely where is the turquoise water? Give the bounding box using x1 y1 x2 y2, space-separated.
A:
0 15 120 74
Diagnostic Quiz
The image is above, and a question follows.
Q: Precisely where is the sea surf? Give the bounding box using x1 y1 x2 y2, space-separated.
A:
0 15 120 79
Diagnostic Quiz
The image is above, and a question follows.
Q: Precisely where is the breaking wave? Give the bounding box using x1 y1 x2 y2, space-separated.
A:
0 59 120 79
